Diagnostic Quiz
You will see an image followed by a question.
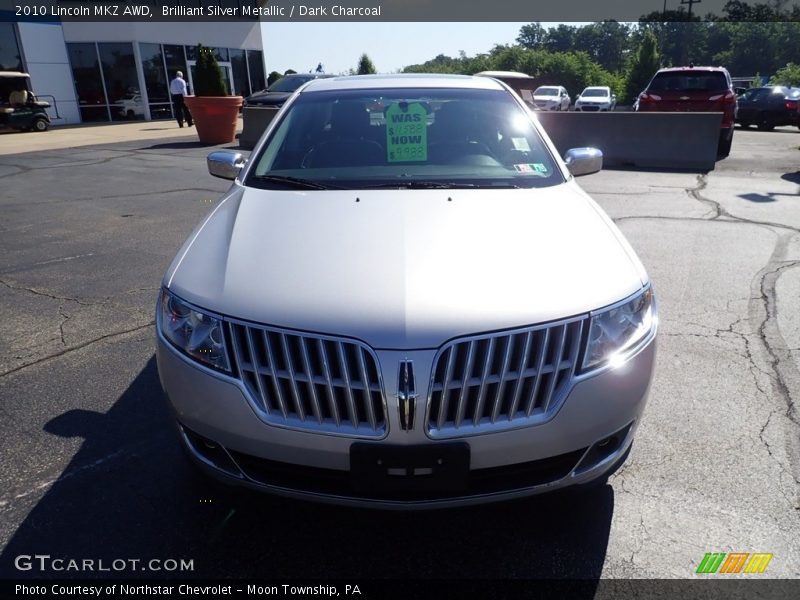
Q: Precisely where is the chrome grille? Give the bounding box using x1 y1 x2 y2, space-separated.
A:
427 317 586 438
229 323 386 437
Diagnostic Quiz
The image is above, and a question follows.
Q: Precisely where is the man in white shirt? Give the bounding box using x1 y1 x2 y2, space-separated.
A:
169 71 193 128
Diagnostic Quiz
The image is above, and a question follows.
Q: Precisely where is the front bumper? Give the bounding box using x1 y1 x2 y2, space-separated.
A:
156 327 656 508
575 104 611 112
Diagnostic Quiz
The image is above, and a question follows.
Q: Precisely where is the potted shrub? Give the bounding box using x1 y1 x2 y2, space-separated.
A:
184 44 242 144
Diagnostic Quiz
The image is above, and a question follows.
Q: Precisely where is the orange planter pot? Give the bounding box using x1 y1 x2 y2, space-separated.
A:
184 96 243 145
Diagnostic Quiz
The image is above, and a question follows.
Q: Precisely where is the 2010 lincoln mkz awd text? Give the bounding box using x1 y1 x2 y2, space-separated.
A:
156 74 657 508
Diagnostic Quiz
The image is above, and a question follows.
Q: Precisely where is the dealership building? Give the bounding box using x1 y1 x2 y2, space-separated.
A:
0 11 266 125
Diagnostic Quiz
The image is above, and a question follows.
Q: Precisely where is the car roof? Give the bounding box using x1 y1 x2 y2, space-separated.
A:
583 86 610 90
302 73 506 92
656 66 729 73
475 70 534 79
283 73 334 79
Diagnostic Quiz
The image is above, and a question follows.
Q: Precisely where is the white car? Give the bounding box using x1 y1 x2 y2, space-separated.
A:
118 94 144 118
532 86 571 111
156 74 657 508
575 86 616 112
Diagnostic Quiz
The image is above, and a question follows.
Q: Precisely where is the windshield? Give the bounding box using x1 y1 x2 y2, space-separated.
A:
267 76 314 93
581 89 608 97
534 87 559 96
648 71 728 93
248 87 563 190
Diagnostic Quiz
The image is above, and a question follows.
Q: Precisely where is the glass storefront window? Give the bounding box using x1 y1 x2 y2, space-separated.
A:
229 49 250 98
186 45 228 62
64 38 264 123
79 106 111 122
0 23 23 72
98 42 139 121
247 50 265 93
140 43 172 120
140 43 168 103
68 42 108 121
163 44 188 93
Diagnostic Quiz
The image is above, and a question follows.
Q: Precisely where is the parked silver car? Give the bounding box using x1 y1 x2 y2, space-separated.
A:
532 85 571 111
156 74 657 508
575 86 617 112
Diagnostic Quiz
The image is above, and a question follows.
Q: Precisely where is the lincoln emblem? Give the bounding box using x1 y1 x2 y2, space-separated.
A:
397 360 417 431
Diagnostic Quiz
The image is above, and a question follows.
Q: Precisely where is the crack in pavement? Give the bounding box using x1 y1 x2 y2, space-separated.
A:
0 278 103 307
0 321 154 380
613 174 800 234
57 305 70 347
689 174 800 234
617 175 800 509
752 252 800 428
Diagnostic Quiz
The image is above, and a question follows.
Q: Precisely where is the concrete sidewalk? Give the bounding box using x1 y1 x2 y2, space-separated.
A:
0 117 243 156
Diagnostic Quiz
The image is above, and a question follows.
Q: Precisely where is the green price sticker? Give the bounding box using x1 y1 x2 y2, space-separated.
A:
385 102 427 162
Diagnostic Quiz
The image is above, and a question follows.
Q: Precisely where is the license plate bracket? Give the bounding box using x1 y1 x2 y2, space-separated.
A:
350 442 470 494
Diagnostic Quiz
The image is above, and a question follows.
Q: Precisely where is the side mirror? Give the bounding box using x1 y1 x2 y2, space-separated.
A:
207 150 245 180
564 147 602 176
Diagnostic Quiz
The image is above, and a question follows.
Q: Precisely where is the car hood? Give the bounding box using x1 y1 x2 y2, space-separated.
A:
533 95 558 101
578 97 610 102
166 183 646 349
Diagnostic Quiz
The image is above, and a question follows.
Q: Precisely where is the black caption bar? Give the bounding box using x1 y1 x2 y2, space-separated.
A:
2 0 799 22
3 579 800 600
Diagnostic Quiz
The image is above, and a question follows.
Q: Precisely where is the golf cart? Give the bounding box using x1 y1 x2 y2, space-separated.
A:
0 72 52 132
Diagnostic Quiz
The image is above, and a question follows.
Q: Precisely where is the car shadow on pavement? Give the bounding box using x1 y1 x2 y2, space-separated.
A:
0 357 613 587
737 192 778 203
781 172 800 186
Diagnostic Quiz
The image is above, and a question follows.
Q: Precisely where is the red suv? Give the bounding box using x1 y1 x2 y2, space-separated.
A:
636 66 737 157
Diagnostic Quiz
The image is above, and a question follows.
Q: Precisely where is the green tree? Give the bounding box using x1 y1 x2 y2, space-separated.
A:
356 53 377 75
517 23 547 49
770 62 800 86
574 21 631 73
544 24 577 53
284 69 297 75
193 44 227 96
267 71 282 86
638 10 707 67
624 31 660 104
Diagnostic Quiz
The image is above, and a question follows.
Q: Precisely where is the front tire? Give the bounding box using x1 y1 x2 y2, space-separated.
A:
757 114 774 131
31 118 48 132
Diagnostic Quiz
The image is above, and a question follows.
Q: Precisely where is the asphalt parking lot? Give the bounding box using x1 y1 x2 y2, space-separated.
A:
0 126 798 582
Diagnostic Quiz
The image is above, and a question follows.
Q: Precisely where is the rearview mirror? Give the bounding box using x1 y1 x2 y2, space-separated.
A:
564 147 603 176
207 150 246 180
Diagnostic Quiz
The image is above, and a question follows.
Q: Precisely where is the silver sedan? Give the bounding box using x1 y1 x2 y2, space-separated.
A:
156 74 657 508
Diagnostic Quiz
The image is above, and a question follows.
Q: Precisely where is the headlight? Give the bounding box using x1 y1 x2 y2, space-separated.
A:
158 288 231 372
582 287 655 371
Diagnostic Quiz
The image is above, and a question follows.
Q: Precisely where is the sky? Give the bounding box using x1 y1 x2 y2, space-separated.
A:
260 23 574 75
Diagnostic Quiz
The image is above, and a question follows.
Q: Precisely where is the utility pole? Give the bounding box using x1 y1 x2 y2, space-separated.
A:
680 0 701 20
679 0 701 65
661 0 668 59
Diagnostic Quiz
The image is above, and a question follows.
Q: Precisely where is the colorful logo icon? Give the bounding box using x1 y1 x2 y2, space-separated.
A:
696 552 773 574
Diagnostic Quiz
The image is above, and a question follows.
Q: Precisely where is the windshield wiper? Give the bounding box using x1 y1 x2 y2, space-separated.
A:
362 181 480 189
252 175 341 190
364 181 524 190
